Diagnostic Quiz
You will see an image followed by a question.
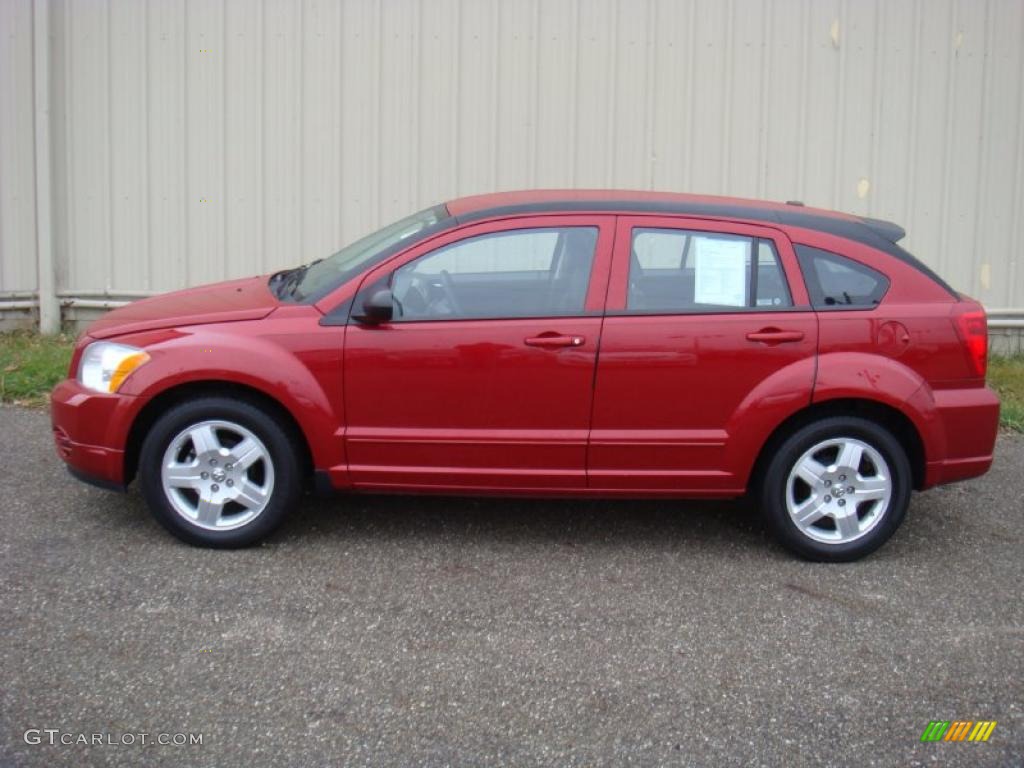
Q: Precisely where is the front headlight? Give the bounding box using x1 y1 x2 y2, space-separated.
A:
77 342 150 394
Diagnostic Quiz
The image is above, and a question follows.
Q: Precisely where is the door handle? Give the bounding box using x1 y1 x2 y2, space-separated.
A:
524 333 585 349
745 328 805 344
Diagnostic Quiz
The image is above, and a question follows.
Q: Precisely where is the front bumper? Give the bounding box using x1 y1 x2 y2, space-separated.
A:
50 378 140 490
923 385 1001 487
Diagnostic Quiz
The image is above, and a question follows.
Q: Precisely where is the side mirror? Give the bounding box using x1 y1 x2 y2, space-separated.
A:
353 289 394 325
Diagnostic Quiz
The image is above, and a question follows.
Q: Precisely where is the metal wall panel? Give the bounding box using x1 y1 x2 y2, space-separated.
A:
2 0 1023 312
0 0 38 295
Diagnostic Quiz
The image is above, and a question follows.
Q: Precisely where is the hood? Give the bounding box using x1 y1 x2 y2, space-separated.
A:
87 276 281 339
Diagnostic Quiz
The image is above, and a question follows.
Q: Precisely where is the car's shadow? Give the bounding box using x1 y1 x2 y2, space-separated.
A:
269 490 775 555
103 481 937 562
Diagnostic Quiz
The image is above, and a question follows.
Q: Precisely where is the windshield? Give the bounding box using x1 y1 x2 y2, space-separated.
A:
274 204 448 302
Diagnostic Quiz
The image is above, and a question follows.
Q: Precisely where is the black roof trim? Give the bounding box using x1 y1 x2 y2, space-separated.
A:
453 199 958 299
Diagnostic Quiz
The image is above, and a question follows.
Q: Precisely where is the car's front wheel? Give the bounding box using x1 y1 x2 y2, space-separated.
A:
138 397 303 547
759 416 912 562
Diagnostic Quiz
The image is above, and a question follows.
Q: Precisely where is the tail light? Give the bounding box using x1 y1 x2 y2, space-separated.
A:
952 303 988 378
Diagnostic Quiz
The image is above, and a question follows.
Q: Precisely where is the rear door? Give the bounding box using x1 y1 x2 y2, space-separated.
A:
343 215 615 491
588 216 818 493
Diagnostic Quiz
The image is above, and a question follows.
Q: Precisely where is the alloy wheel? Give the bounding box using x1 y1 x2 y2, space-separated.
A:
785 436 893 544
160 420 275 531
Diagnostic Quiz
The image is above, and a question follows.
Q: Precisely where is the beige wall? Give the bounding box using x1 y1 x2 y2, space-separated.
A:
2 0 1024 322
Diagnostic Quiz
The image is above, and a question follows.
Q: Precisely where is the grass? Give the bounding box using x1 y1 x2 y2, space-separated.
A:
0 331 75 407
1 330 1023 430
987 355 1024 432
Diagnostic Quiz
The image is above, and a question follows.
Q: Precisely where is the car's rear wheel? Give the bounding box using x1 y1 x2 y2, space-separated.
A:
759 416 911 562
138 397 302 547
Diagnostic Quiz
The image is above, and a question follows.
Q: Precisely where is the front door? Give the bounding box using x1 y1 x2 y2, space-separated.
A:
588 216 818 494
343 215 615 491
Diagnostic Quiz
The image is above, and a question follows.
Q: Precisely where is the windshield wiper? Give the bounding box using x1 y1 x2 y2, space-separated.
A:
268 268 292 295
270 259 322 301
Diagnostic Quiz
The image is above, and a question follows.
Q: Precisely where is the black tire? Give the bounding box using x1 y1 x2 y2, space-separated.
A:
758 416 912 562
138 396 303 548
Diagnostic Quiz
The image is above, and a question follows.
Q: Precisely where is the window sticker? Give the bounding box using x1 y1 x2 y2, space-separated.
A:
693 236 749 307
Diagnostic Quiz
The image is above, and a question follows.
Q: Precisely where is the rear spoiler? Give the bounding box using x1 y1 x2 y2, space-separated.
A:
861 217 906 243
783 201 906 244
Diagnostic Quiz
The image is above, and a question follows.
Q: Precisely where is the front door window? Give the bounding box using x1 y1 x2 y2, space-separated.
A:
390 227 598 320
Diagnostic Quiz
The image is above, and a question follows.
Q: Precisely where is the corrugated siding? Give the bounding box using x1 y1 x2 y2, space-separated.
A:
2 0 1023 309
0 0 38 294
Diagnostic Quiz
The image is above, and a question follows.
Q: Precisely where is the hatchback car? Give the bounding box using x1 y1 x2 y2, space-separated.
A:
51 190 999 561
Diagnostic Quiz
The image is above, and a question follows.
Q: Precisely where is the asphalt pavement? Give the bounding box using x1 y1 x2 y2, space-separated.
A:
1 404 1022 767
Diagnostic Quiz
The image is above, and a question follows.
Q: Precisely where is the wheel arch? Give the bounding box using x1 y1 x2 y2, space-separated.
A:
748 398 927 494
123 380 314 486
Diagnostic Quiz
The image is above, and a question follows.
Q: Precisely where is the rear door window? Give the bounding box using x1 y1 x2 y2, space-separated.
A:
795 245 890 309
627 228 792 312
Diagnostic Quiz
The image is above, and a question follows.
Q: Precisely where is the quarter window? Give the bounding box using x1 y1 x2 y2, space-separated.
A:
390 227 598 320
627 228 792 312
795 245 890 309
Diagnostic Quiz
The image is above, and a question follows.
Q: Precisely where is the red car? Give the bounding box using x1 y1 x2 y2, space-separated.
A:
51 190 999 561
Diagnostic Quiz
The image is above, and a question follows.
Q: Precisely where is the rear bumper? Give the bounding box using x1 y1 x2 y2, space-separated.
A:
923 385 1000 488
50 378 139 489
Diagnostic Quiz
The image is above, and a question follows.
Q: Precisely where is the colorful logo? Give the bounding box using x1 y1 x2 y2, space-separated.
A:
920 721 997 742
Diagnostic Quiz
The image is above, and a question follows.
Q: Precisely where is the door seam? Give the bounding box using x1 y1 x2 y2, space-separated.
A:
584 216 621 488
